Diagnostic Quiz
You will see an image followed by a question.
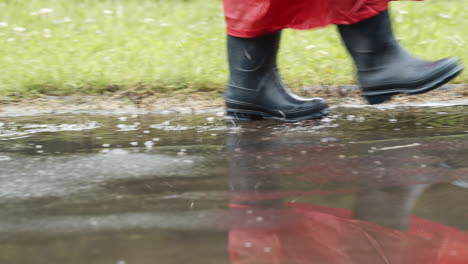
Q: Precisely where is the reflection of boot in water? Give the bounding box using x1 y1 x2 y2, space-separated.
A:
225 130 468 264
225 126 284 208
354 184 430 231
338 10 463 104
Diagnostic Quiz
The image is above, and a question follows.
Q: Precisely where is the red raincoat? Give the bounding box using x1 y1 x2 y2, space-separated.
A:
229 203 468 264
224 0 423 37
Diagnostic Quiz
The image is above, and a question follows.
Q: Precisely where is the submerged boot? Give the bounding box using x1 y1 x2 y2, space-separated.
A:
338 10 464 104
225 32 329 122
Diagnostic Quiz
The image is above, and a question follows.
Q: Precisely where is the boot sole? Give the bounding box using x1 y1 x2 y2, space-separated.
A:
363 63 464 105
225 108 330 122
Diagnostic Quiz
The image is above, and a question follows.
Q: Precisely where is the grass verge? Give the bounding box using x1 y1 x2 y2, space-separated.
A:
0 0 466 98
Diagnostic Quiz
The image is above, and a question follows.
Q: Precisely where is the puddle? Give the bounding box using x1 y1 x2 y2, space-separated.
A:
0 106 467 264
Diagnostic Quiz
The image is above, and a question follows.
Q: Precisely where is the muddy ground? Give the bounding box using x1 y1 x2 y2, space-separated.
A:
1 84 467 116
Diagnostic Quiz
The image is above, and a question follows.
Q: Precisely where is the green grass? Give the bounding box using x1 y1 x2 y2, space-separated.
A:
0 0 466 97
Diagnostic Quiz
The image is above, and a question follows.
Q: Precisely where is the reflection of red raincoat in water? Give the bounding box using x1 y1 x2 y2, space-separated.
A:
224 0 423 37
229 203 468 264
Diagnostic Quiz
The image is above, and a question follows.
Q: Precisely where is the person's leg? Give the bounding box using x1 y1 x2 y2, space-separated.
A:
338 10 463 104
225 32 329 122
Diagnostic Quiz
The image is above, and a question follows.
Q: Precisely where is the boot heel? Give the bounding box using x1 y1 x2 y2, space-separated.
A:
226 111 264 121
364 94 392 105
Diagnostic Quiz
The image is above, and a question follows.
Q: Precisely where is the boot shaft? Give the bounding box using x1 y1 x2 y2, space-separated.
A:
337 10 402 71
227 32 281 90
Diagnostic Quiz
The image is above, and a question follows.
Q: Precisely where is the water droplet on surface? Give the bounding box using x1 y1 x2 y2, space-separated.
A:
0 156 11 161
144 141 154 148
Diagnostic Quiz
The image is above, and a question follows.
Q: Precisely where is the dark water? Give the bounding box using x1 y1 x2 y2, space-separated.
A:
0 106 467 264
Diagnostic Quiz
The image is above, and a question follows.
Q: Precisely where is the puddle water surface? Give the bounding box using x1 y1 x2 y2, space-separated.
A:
0 106 467 264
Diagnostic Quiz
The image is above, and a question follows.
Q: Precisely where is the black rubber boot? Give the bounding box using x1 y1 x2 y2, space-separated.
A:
338 10 464 105
225 32 329 122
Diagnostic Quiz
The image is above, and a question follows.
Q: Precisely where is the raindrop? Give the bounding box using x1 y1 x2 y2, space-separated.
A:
84 18 96 24
318 50 329 55
13 27 26 32
0 156 11 161
438 13 451 19
144 141 154 148
34 8 54 15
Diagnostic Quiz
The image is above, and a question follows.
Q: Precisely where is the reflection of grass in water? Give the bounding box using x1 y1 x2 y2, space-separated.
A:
0 0 466 97
0 114 225 154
